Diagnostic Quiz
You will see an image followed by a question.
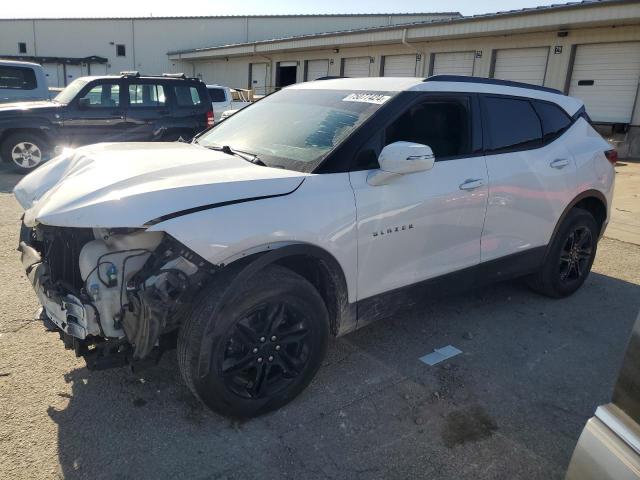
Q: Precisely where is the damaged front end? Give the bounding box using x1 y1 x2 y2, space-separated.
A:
19 224 217 370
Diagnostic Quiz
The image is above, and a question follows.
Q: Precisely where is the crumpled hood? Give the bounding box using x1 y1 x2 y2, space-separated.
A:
14 142 307 228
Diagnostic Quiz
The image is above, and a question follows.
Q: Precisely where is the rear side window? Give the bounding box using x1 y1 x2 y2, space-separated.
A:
484 96 541 151
175 86 203 107
208 88 226 102
532 101 572 141
0 66 36 90
129 83 166 107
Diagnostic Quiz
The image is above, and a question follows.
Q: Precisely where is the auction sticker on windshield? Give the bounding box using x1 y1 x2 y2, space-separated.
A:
342 93 391 104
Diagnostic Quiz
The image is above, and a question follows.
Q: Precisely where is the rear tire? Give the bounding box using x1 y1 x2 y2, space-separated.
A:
528 208 599 298
177 264 329 418
1 132 50 173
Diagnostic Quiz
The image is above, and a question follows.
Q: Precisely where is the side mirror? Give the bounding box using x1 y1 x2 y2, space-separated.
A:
367 141 435 186
77 97 90 109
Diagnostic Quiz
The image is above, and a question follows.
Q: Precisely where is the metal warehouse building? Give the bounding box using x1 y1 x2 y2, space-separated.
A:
1 0 640 155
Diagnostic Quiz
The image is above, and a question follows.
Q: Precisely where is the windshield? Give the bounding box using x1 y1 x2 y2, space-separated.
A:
54 79 89 104
197 88 393 172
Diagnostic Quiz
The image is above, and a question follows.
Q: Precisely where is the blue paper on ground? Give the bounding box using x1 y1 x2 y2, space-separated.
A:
419 345 462 366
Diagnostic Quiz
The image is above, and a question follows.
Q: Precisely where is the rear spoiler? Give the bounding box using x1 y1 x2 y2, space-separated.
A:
572 105 592 123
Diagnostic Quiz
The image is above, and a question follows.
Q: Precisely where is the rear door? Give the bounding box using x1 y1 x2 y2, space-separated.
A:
350 93 487 308
124 80 170 141
480 95 577 263
170 83 209 138
61 79 127 145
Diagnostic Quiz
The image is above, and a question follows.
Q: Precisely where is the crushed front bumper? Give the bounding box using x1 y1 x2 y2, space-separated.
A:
19 240 99 340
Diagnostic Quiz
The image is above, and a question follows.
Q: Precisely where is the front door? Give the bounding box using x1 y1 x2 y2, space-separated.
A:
61 79 127 146
350 94 488 315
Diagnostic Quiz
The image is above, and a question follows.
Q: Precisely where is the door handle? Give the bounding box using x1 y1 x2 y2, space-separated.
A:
550 158 569 169
459 178 484 191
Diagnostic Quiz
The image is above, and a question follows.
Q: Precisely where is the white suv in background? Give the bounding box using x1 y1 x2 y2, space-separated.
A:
14 76 615 418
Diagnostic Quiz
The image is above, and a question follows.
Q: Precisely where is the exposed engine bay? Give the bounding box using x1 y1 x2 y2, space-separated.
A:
18 224 218 370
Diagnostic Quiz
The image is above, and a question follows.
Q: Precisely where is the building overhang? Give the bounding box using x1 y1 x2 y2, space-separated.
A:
168 0 640 61
0 55 108 64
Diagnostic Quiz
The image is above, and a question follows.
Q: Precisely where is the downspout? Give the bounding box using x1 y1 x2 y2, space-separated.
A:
401 29 426 76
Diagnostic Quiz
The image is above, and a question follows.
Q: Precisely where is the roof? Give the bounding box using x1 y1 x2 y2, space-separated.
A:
0 12 460 21
289 76 584 115
169 0 638 57
0 58 43 68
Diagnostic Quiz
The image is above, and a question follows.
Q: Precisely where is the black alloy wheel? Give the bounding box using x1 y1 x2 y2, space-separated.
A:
221 301 311 399
559 226 593 284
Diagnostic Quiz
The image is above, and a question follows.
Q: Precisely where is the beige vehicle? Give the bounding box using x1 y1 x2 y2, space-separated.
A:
566 313 640 479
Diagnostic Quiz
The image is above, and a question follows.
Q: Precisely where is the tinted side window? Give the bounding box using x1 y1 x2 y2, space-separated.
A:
208 88 226 102
79 83 120 107
0 66 36 90
484 96 541 151
129 83 166 107
175 86 203 107
385 97 471 159
532 101 572 141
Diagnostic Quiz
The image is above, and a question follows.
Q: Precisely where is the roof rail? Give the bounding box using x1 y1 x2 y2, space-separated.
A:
120 71 140 77
423 75 564 95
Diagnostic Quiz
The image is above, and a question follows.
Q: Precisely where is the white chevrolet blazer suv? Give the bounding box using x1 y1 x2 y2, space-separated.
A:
14 75 615 418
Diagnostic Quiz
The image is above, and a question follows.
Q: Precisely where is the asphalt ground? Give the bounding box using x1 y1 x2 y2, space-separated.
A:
0 161 639 480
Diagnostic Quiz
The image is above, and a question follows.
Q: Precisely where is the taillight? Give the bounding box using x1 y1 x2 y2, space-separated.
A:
206 111 214 128
604 149 618 165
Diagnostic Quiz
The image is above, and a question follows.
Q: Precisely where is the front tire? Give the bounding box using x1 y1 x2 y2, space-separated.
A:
528 208 599 298
1 132 50 173
178 264 329 418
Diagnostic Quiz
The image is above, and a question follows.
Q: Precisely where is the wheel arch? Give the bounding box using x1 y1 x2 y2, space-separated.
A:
0 127 53 153
221 242 355 337
546 189 608 260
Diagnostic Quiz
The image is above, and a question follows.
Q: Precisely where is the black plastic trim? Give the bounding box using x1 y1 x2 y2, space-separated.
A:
143 179 305 226
355 246 546 329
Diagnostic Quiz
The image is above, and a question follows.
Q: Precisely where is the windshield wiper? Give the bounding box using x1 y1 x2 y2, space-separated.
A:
204 144 267 166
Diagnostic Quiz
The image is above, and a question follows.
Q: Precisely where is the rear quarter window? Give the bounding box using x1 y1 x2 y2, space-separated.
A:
175 85 203 107
0 66 37 90
208 88 227 102
484 96 542 152
532 100 572 141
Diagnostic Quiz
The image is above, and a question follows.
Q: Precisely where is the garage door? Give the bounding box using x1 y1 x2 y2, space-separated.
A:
383 54 417 77
569 42 640 123
432 51 475 76
493 47 549 86
306 59 329 81
342 57 370 78
42 63 60 88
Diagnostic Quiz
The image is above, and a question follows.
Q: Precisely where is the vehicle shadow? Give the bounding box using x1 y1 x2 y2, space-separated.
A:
0 164 23 193
49 272 639 480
